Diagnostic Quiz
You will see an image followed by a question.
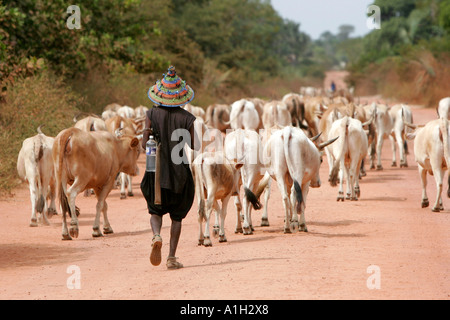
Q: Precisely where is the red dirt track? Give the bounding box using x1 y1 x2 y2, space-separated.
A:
1 75 449 300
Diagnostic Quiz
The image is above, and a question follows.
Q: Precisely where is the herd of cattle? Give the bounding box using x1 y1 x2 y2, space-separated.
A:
16 90 450 245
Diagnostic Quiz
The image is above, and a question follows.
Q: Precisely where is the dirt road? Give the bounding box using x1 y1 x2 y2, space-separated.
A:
0 103 449 300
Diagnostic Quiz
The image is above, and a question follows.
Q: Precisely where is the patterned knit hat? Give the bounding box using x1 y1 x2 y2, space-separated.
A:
147 66 195 107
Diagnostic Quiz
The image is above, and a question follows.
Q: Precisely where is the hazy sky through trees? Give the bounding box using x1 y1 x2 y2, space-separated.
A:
270 0 374 39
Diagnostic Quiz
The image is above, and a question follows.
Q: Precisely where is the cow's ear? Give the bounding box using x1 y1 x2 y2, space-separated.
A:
130 137 139 148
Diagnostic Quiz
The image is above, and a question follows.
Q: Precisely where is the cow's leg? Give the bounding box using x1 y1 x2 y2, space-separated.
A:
28 177 39 227
419 166 429 208
354 159 363 199
40 180 51 226
203 192 215 247
389 135 397 167
101 201 114 234
431 166 444 212
369 141 376 169
376 135 384 170
345 166 352 200
120 172 127 199
289 184 299 233
212 200 220 237
337 166 345 202
197 195 205 246
47 180 58 218
92 187 113 237
127 175 134 197
261 180 271 227
276 177 291 234
219 196 231 243
234 195 243 234
66 184 81 239
299 183 309 232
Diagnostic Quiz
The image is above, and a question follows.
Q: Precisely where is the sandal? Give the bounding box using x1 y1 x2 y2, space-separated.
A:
166 256 183 270
150 235 162 266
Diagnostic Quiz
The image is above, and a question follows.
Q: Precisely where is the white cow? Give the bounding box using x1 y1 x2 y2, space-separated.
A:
17 126 57 226
389 104 413 168
192 152 245 246
224 129 268 235
228 99 260 131
183 103 206 120
367 103 393 170
328 116 368 201
437 97 450 120
262 101 292 129
117 105 136 119
413 118 450 212
260 126 337 233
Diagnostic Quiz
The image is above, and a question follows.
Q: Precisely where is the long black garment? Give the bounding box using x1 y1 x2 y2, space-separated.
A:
140 106 196 221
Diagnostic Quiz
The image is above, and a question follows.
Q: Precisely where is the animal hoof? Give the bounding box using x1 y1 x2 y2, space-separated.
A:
47 208 57 218
300 224 308 232
103 226 114 234
29 220 38 227
261 218 270 227
69 226 79 238
421 200 429 208
203 237 212 247
127 192 134 197
432 207 441 213
198 239 204 246
289 221 299 233
212 226 220 238
284 227 291 234
62 233 72 241
235 227 243 234
120 193 126 199
92 227 103 237
219 235 227 243
391 162 397 167
400 162 408 168
376 165 383 171
243 227 253 235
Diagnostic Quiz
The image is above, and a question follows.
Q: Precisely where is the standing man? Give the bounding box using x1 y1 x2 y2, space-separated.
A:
141 66 199 270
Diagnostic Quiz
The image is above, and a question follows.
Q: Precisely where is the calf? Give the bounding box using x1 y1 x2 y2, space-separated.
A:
53 127 140 240
328 116 368 201
192 152 246 246
17 126 57 226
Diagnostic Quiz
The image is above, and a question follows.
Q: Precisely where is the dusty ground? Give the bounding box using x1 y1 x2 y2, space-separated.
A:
1 73 448 300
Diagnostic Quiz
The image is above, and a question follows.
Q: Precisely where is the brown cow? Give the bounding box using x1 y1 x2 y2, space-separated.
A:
53 127 140 240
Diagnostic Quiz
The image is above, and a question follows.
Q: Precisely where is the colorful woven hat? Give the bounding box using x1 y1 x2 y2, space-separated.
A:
147 66 195 107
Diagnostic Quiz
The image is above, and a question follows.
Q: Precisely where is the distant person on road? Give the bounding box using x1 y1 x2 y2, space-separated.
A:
331 81 336 93
141 66 199 270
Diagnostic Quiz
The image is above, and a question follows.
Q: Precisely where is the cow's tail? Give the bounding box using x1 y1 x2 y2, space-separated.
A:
194 158 207 221
330 117 349 187
54 130 73 217
439 118 450 198
283 127 303 211
244 187 262 210
33 137 45 214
